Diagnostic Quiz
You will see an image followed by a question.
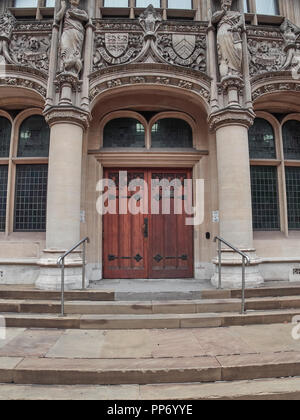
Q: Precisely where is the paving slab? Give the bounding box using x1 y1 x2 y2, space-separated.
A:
151 329 205 358
99 330 154 359
0 328 26 349
0 329 64 357
192 327 257 356
46 330 106 359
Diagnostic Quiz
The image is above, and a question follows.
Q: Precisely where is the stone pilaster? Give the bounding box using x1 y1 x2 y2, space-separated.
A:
36 107 90 291
208 108 264 288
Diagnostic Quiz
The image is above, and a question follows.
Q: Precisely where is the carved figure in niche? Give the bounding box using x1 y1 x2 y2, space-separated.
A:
211 0 244 79
56 0 88 76
280 19 300 71
0 10 16 64
139 5 162 36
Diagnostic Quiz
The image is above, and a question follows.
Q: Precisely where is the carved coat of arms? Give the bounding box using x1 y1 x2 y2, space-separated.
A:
105 33 129 58
172 35 196 59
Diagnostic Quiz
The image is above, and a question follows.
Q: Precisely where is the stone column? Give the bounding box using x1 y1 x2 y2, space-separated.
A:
209 109 264 288
36 107 90 290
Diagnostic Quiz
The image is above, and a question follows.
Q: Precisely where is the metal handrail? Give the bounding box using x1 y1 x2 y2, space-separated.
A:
57 237 89 317
214 236 251 314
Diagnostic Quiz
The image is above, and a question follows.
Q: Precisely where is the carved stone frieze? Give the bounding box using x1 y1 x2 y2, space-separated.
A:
0 76 46 97
252 81 300 101
92 6 207 73
89 73 210 104
0 10 52 73
247 23 300 77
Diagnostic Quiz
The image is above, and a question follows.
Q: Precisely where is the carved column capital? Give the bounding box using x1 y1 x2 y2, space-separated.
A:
208 108 255 132
43 106 91 130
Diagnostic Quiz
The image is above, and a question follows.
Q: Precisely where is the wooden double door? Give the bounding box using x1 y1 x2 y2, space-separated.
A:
103 168 194 279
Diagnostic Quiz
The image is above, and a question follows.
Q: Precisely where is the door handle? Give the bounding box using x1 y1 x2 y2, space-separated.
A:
143 218 148 238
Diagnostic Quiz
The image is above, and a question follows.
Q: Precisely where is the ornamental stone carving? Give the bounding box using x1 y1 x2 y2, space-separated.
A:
280 19 300 70
208 108 255 132
56 0 89 77
10 34 51 72
92 6 207 73
211 0 244 79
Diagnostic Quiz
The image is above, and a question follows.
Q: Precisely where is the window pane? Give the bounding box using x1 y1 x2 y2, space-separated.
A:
14 0 38 6
151 119 193 148
248 118 276 159
18 115 50 158
14 165 48 232
45 0 55 6
0 117 12 158
243 0 249 12
286 167 300 230
103 118 145 148
250 166 280 231
282 120 300 160
0 166 8 232
255 0 278 15
168 0 192 9
103 0 129 7
136 0 160 7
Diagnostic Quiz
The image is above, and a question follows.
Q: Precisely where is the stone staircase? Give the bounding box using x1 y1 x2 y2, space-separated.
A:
1 284 300 399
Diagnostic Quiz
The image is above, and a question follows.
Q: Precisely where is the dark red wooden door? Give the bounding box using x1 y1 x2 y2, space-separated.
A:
103 169 193 279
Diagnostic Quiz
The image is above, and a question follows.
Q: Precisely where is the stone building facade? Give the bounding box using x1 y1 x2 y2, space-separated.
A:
0 0 300 290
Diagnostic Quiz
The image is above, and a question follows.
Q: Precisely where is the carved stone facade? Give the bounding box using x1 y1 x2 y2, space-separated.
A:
1 1 300 290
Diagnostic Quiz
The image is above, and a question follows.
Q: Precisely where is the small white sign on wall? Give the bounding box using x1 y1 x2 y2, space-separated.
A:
289 265 300 282
212 211 219 223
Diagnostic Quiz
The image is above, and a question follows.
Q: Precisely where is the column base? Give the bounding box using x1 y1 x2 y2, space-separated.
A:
35 250 88 291
211 250 264 289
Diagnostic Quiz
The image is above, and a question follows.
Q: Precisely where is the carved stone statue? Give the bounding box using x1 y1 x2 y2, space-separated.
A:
211 0 244 79
56 0 88 77
139 5 162 37
0 10 16 65
280 19 300 70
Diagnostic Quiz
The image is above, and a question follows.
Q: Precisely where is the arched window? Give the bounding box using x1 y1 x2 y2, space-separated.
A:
282 120 300 160
103 118 145 148
151 118 193 148
18 115 50 158
248 118 276 159
0 117 12 158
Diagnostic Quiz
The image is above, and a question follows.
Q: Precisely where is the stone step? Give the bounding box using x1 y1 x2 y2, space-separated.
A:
2 352 300 386
1 377 300 400
0 287 115 302
1 295 300 315
2 308 300 330
201 285 300 300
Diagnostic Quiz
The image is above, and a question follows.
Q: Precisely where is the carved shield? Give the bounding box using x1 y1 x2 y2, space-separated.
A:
172 35 196 60
105 33 129 58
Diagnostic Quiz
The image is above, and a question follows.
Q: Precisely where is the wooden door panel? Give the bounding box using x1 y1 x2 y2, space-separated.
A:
149 170 193 279
103 169 148 279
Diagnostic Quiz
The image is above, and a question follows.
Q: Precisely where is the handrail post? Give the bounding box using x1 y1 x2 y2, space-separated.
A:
241 256 246 314
61 258 65 317
218 239 222 290
82 240 86 290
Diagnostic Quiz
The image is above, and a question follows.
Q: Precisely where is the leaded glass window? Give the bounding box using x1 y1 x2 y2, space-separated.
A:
250 166 280 230
18 115 50 158
282 120 300 160
103 118 145 148
285 167 300 230
0 117 12 158
14 165 48 232
248 118 276 159
0 166 8 232
151 119 193 148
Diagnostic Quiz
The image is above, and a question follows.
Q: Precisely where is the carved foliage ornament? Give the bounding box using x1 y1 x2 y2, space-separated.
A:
93 5 207 73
